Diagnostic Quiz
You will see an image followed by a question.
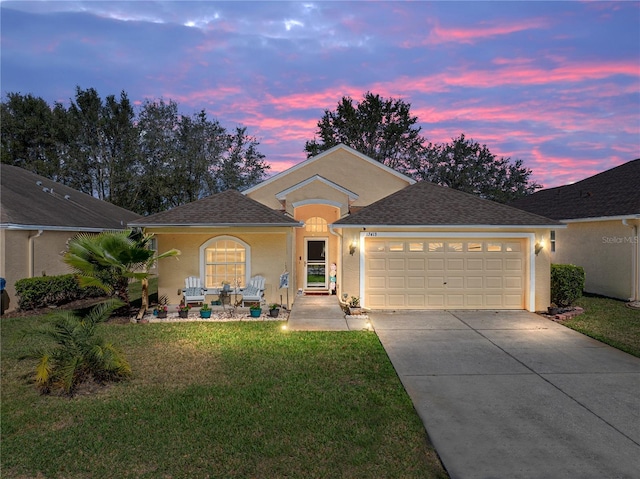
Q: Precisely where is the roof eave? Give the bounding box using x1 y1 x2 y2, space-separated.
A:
560 214 640 223
0 223 126 232
129 222 303 228
331 223 566 229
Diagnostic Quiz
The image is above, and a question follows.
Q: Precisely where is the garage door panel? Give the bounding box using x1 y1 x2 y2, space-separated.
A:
408 295 426 307
427 295 445 307
505 295 524 307
447 258 464 270
466 258 483 270
506 259 523 271
368 258 386 271
365 238 526 310
368 276 386 289
428 258 444 271
486 259 503 270
505 277 522 289
388 259 405 270
388 294 406 307
367 294 386 308
485 294 504 306
466 294 484 307
447 295 464 307
466 276 483 288
407 258 425 270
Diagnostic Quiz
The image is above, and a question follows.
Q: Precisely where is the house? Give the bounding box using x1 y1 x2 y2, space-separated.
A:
0 164 141 312
510 159 640 302
131 144 560 312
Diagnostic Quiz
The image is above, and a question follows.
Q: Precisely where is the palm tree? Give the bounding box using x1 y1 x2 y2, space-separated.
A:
127 229 180 316
64 230 180 309
25 299 131 395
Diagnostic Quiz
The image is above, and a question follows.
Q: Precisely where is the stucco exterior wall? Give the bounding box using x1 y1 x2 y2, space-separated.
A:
552 220 638 300
153 227 296 308
246 148 411 210
534 230 552 311
1 229 75 312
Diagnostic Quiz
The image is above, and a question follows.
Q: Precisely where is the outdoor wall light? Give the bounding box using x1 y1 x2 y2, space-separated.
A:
535 240 545 256
349 241 357 256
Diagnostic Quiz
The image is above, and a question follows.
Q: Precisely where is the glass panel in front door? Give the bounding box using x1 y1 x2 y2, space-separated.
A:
306 240 327 288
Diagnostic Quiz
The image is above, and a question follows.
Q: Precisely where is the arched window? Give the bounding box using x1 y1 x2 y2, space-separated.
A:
305 216 328 233
200 237 250 288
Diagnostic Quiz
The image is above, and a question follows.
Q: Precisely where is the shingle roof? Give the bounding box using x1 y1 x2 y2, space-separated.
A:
509 159 640 220
333 180 561 227
129 189 302 227
1 164 140 230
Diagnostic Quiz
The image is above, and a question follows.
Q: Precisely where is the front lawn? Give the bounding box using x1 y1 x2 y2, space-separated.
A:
1 317 448 479
565 295 640 357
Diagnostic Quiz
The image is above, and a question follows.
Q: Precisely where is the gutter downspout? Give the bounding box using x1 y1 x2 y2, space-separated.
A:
622 220 639 302
28 230 44 278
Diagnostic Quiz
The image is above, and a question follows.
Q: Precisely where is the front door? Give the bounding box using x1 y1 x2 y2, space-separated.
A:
305 238 328 289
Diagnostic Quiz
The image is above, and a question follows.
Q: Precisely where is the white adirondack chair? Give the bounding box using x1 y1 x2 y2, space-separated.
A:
183 276 206 304
240 275 265 306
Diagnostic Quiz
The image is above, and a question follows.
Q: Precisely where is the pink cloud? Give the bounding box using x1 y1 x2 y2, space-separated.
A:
408 17 551 46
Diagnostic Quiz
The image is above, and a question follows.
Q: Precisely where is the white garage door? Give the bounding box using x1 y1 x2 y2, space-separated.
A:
365 238 526 309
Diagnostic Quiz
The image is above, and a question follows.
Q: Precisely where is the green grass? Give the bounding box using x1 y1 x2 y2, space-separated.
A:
1 317 448 479
566 295 640 357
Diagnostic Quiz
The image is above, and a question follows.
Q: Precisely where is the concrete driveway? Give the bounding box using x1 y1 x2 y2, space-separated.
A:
370 310 640 479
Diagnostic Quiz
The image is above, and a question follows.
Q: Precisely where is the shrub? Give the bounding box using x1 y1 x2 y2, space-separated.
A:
14 274 104 310
550 264 585 307
22 299 131 395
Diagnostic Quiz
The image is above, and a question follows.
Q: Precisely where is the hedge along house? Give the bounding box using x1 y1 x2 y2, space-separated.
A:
130 144 561 312
0 164 141 313
510 159 640 302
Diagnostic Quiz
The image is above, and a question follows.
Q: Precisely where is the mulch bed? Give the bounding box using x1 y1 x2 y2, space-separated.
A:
2 297 139 323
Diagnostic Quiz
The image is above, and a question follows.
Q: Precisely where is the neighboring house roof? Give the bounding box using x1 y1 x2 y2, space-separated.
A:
509 159 640 220
0 164 140 231
333 180 562 227
243 143 416 196
129 189 302 227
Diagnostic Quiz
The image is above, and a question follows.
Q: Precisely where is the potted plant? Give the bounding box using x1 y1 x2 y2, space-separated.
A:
200 303 212 319
249 304 262 318
154 304 168 319
348 296 362 315
268 303 280 318
177 301 190 318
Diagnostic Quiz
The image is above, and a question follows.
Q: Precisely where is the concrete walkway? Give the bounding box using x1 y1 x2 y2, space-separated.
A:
370 310 640 479
287 294 370 331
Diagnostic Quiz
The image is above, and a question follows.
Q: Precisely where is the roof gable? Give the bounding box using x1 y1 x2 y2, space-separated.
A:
333 181 561 227
275 175 359 202
509 159 640 220
0 164 140 230
244 144 415 196
129 189 301 227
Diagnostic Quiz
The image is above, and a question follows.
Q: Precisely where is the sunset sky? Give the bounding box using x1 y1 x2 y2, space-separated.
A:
1 1 639 188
